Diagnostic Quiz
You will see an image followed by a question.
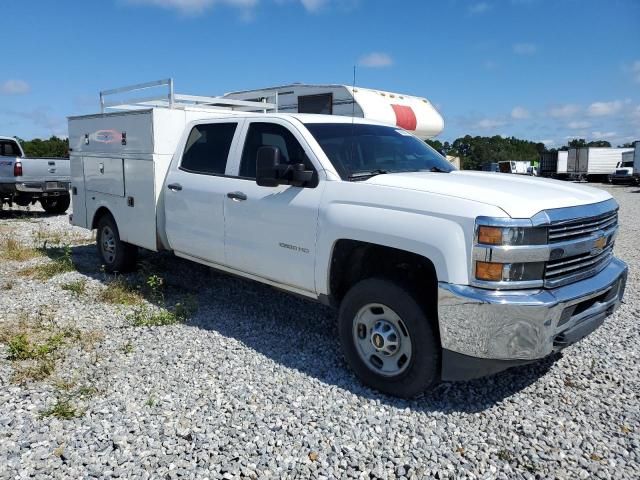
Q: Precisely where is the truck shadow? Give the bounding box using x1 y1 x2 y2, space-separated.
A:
0 209 59 220
68 244 559 414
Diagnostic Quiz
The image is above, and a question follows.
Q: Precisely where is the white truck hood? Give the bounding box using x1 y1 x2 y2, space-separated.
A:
365 171 611 218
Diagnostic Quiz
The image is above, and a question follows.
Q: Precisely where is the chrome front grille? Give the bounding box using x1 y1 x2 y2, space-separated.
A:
548 211 618 243
545 245 614 288
544 209 618 288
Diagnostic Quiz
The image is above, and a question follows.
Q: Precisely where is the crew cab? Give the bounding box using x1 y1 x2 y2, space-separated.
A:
68 81 628 397
0 136 71 213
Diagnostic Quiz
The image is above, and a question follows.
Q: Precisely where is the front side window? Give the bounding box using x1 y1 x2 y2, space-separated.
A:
239 122 316 185
305 123 455 180
181 123 237 175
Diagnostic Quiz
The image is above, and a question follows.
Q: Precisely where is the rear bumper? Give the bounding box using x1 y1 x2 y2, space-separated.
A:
15 181 70 194
438 257 628 381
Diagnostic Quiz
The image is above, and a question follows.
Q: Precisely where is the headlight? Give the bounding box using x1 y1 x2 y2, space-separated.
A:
473 218 549 288
475 261 545 282
477 225 547 246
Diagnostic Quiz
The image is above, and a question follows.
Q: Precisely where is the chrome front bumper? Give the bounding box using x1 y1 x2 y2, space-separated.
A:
438 257 628 363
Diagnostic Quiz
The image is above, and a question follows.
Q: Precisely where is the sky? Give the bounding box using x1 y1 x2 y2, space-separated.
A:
1 0 639 148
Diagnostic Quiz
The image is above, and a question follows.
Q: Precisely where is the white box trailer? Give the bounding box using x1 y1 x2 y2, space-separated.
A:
567 147 634 181
557 150 568 176
68 79 278 251
223 84 444 140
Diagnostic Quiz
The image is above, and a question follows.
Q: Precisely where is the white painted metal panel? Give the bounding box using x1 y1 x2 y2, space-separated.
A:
69 111 154 154
70 154 87 228
634 142 640 176
84 157 124 197
557 151 568 174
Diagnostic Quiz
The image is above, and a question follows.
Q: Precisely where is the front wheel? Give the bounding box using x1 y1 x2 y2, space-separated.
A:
96 214 137 273
40 195 70 214
338 278 440 398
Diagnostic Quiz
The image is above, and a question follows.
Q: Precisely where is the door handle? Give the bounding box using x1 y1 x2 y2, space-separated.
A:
227 191 247 201
167 183 182 191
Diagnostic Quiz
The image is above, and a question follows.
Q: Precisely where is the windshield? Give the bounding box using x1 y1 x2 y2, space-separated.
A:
621 160 633 168
304 123 455 180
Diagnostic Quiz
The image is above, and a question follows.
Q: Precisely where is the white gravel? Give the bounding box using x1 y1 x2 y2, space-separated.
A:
0 184 639 479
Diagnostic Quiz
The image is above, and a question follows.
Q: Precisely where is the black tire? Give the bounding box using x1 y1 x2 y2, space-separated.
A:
96 213 137 273
338 277 440 398
40 195 70 214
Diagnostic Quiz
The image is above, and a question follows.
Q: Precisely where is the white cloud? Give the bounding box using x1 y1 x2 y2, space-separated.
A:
474 118 507 129
358 52 393 68
567 120 591 129
587 100 623 117
125 0 257 15
591 131 617 139
0 79 30 95
513 43 537 55
468 2 491 14
300 0 327 12
511 106 530 119
548 104 580 118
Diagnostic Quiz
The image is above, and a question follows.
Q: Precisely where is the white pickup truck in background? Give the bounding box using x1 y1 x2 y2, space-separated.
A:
68 80 628 397
0 136 71 213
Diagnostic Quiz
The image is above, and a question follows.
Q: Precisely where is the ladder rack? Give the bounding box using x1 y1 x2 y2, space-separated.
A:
99 78 278 114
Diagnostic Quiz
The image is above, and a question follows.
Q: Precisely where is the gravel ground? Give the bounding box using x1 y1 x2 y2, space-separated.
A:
0 184 638 479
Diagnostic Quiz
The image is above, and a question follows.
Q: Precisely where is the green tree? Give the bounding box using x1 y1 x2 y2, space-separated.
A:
16 136 69 158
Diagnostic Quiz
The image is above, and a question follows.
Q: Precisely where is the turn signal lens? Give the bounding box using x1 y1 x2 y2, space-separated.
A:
477 226 503 245
476 261 504 281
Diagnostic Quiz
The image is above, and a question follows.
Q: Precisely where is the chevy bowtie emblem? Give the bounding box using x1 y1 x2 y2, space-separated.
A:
594 235 607 250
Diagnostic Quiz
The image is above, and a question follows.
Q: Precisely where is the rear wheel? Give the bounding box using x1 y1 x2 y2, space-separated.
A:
40 195 70 214
96 214 137 272
338 278 440 398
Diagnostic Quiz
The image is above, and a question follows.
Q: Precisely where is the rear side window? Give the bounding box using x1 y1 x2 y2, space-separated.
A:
0 140 20 157
181 123 237 175
239 122 316 185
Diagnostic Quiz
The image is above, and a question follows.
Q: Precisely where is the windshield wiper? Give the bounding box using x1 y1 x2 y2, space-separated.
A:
429 166 449 173
347 169 388 181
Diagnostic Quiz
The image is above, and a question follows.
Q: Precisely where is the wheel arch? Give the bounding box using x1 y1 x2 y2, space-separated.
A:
91 206 114 229
327 239 440 340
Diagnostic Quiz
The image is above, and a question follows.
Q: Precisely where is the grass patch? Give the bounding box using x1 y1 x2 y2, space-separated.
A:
0 316 101 384
121 342 134 354
0 236 43 262
19 245 75 280
99 277 143 305
128 295 197 327
40 398 78 420
61 279 86 296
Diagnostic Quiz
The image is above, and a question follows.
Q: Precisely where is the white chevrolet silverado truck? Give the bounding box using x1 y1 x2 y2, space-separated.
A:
0 136 71 213
68 81 628 397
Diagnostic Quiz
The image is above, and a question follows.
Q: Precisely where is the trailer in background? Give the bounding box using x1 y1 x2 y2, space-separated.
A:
633 141 640 183
223 84 444 140
481 162 499 172
567 147 634 182
539 150 568 179
498 160 529 174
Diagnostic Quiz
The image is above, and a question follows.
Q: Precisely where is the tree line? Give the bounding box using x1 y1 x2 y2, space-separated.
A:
13 136 69 158
426 137 636 170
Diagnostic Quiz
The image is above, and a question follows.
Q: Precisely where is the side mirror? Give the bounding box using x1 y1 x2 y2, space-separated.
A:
256 146 281 187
